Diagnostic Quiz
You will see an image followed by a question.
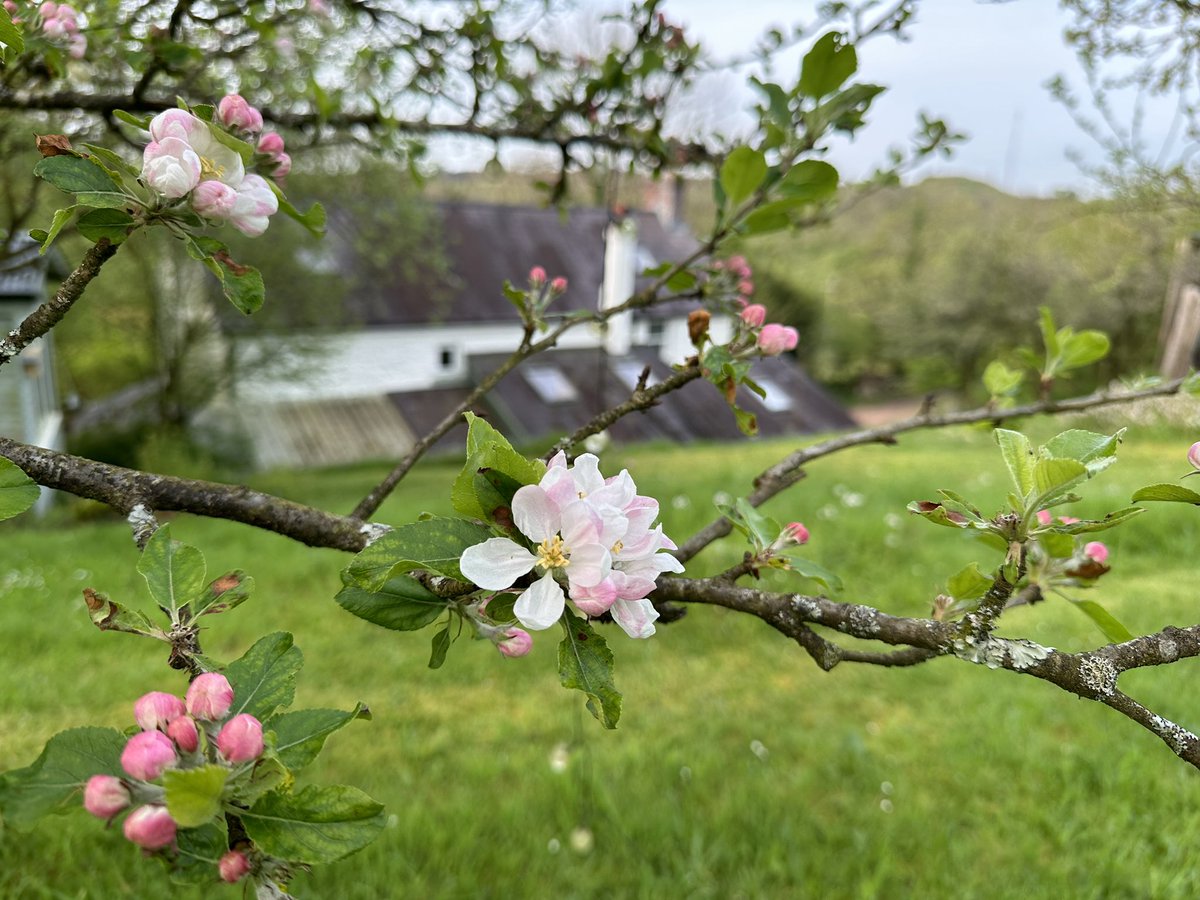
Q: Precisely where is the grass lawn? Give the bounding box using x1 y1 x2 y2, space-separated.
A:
3 417 1200 898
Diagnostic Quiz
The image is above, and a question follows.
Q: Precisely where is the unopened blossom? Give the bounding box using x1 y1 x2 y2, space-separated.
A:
1084 541 1109 564
550 276 568 293
83 775 130 820
496 627 533 658
134 691 185 732
121 731 176 781
142 138 201 199
257 132 285 156
782 522 810 545
185 672 234 720
216 94 263 134
1058 516 1080 525
228 174 278 237
740 304 767 328
219 850 251 883
529 266 547 285
167 715 199 753
1189 441 1200 472
270 152 292 179
1036 510 1052 526
217 714 264 763
757 323 798 355
67 33 85 58
192 180 238 219
123 805 177 850
738 279 754 296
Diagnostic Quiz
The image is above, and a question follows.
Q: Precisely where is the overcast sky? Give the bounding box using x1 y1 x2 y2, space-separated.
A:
664 0 1171 196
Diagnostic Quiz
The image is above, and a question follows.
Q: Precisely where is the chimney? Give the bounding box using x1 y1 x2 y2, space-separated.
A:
600 215 637 357
643 174 686 228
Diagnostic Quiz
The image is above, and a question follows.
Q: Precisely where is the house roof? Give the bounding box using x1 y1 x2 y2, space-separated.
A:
0 235 53 299
344 202 702 327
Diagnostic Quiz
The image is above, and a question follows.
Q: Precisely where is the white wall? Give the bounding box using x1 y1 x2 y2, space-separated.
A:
659 313 733 366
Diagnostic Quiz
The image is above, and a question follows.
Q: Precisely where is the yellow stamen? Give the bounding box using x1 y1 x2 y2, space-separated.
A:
199 157 225 180
536 535 569 569
611 541 624 554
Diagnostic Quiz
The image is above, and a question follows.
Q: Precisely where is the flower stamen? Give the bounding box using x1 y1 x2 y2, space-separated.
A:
536 535 570 569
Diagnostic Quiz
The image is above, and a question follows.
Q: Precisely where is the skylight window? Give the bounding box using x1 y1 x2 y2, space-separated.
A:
524 365 579 403
753 375 793 412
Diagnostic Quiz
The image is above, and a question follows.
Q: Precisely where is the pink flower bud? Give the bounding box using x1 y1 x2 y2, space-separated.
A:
1189 440 1200 471
728 255 750 277
757 323 799 355
257 132 285 156
217 94 263 134
271 151 292 179
740 304 767 328
550 276 568 293
1084 541 1109 564
738 279 754 296
83 775 131 819
496 628 533 658
121 731 177 781
42 17 66 38
134 692 186 732
38 1 56 17
219 850 252 883
5 2 20 15
217 714 264 763
123 805 177 850
783 522 809 545
191 180 238 219
67 32 86 58
167 715 199 753
1036 510 1052 526
229 174 279 237
186 672 234 720
529 266 547 286
1058 516 1080 525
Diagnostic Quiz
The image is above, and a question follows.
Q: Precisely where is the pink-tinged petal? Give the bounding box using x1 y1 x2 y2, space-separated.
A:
565 542 611 588
1036 509 1052 526
560 500 601 546
572 453 605 497
595 506 629 549
460 538 536 590
1084 541 1109 564
651 551 685 574
1189 441 1200 470
514 572 566 630
624 496 659 532
610 569 657 601
617 523 663 560
571 577 617 616
541 466 577 509
547 450 568 470
591 471 636 510
149 109 204 143
512 485 560 542
610 598 659 639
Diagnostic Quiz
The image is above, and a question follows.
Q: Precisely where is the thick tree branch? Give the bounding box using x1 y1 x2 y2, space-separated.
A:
0 240 119 369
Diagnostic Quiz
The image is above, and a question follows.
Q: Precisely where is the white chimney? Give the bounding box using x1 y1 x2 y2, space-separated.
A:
601 216 637 357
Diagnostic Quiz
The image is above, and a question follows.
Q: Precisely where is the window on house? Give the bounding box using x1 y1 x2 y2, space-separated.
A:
524 365 579 403
752 375 793 412
646 319 666 344
439 347 456 370
613 359 657 391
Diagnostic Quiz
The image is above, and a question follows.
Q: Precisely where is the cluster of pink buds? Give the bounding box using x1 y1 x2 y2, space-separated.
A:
713 255 754 303
738 304 798 356
140 97 280 236
529 266 568 295
256 131 291 181
5 1 88 57
81 673 262 883
1035 510 1080 527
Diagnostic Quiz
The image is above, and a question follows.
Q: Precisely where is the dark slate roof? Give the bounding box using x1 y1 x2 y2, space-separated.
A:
0 235 51 299
462 347 856 448
346 202 701 326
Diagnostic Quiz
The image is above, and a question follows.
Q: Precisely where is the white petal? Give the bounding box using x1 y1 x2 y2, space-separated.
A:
514 572 566 630
565 542 611 588
591 471 636 509
653 551 686 574
611 598 659 639
560 500 601 546
459 538 536 590
511 485 560 542
547 450 568 470
571 453 605 497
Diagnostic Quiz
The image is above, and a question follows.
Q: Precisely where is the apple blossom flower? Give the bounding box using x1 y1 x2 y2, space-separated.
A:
142 138 201 199
550 276 568 293
529 266 547 286
228 174 279 237
757 323 799 355
147 109 245 189
83 775 130 819
738 279 754 296
121 731 177 781
185 672 234 720
123 805 177 850
1084 542 1109 564
67 33 86 58
740 304 767 328
217 714 264 763
782 522 810 545
3 2 18 15
167 715 200 753
38 1 56 17
270 152 292 179
216 94 263 134
1189 440 1200 473
257 132 285 156
219 850 251 883
496 627 533 658
134 692 186 732
192 180 238 219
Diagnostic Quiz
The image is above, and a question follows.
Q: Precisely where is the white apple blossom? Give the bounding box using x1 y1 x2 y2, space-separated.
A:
228 174 279 237
141 138 201 199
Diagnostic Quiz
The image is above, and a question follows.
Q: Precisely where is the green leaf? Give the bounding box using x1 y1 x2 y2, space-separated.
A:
225 632 303 721
71 192 133 210
163 765 229 828
270 704 370 771
994 429 1035 496
82 587 164 638
452 413 544 520
1044 429 1124 475
947 562 993 601
1038 532 1075 558
344 517 493 588
268 181 326 237
170 822 227 885
732 405 758 436
234 753 290 807
1131 483 1200 505
207 121 255 165
1039 306 1060 360
799 31 857 99
113 109 153 131
137 525 206 618
36 206 76 254
983 360 1023 397
81 145 141 179
1057 507 1145 533
779 160 839 202
1059 330 1110 370
719 147 768 208
241 785 386 865
718 498 778 551
0 6 25 55
335 574 448 631
428 625 451 669
33 156 121 194
213 255 265 315
1033 458 1088 500
558 608 621 729
76 208 136 244
1068 598 1134 644
0 458 39 521
0 728 125 828
188 570 254 619
907 500 974 529
782 554 843 592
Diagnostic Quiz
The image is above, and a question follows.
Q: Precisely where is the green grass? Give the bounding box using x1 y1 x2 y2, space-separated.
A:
4 422 1200 898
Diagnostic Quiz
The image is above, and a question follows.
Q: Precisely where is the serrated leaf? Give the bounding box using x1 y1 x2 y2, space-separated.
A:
113 109 153 131
213 255 264 315
719 146 768 208
452 413 544 520
81 145 141 178
1033 458 1088 499
241 785 386 865
268 181 326 236
983 359 1023 397
907 500 972 529
799 31 857 99
0 457 39 520
76 208 135 244
234 753 290 807
428 625 451 669
0 6 24 55
947 562 993 600
995 429 1035 496
1058 507 1145 534
344 517 493 588
558 608 621 729
188 570 253 619
35 206 76 254
82 587 164 638
136 525 206 618
1068 598 1134 644
335 574 447 631
1131 483 1200 505
1039 306 1060 359
1038 532 1075 558
225 632 303 721
33 156 120 194
782 555 843 592
72 192 133 210
0 727 125 828
163 765 229 828
170 822 227 885
270 704 370 771
1044 429 1124 474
